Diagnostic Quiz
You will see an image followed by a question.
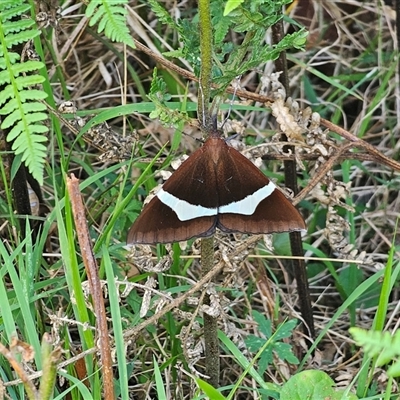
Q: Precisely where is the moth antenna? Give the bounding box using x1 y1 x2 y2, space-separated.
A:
221 75 242 128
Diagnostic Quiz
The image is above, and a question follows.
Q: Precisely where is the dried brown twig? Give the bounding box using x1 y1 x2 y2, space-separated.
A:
132 39 400 174
66 175 115 400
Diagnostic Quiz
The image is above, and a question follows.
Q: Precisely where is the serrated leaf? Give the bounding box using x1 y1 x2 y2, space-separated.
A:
244 336 265 352
86 0 134 47
376 347 397 367
2 18 35 35
90 6 105 26
98 12 108 33
19 89 48 102
2 107 47 129
258 347 273 374
0 0 48 187
0 99 19 117
0 65 44 89
0 53 20 67
13 135 47 157
10 60 44 75
28 125 48 135
0 3 30 21
350 327 393 359
253 310 272 337
273 342 299 364
147 0 179 30
4 30 41 47
163 49 184 59
11 132 47 186
0 99 46 118
0 70 11 85
0 85 14 106
15 74 46 89
85 0 101 17
5 113 48 139
213 16 231 45
274 319 298 340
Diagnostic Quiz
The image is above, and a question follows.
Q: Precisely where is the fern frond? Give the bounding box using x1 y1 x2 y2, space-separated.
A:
146 0 180 31
0 2 31 21
0 1 48 185
350 328 394 359
86 0 135 48
350 327 400 376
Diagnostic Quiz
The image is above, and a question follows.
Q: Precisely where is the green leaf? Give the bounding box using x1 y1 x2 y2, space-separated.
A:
273 342 299 364
9 60 43 75
280 370 337 400
153 356 167 400
2 18 35 35
147 0 180 31
253 310 272 337
274 319 298 341
388 360 400 377
0 53 20 67
350 327 394 360
245 336 266 352
3 30 41 48
10 152 23 182
0 86 47 107
223 0 245 16
0 1 48 185
0 2 30 21
85 0 135 48
196 378 227 400
258 347 273 374
1 100 47 121
350 326 400 373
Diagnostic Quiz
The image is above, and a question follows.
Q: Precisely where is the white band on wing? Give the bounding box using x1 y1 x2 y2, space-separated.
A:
157 180 276 222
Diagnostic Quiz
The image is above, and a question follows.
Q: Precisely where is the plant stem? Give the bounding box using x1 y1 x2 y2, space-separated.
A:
201 236 219 387
197 0 213 130
272 18 315 341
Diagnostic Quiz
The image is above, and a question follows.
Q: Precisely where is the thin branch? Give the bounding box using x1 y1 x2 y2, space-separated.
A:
197 0 213 129
201 236 219 386
66 175 115 400
131 40 400 173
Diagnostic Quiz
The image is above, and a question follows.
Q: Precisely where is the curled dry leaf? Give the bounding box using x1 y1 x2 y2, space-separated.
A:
223 321 245 349
171 154 189 170
178 326 204 374
222 118 246 136
260 72 286 98
201 287 222 318
311 143 329 157
140 276 157 318
11 337 35 362
126 244 153 271
324 206 368 260
201 304 221 318
154 293 173 314
262 234 274 252
270 98 305 142
152 255 173 272
174 309 196 321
